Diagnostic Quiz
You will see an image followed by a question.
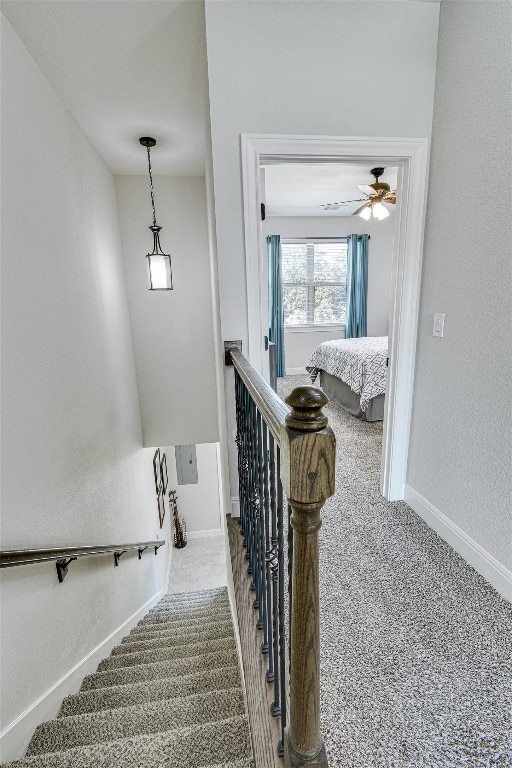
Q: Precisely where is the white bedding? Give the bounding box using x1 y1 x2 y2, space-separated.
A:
306 336 388 412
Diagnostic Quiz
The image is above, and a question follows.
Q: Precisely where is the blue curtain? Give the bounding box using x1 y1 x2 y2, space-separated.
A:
267 235 286 377
345 234 369 338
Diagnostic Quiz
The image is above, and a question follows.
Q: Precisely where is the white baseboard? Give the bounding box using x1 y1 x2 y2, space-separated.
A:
186 528 223 539
0 588 164 763
285 367 308 376
231 497 240 518
405 485 512 602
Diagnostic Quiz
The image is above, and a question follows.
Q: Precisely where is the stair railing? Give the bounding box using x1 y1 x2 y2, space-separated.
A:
0 541 165 583
230 347 335 767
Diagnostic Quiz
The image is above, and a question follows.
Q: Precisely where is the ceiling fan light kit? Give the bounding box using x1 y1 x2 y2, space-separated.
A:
319 166 396 222
140 136 173 291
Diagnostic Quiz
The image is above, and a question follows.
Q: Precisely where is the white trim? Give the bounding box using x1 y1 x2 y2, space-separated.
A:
285 367 308 376
241 134 430 502
405 485 512 602
186 528 223 539
231 497 240 518
0 588 165 762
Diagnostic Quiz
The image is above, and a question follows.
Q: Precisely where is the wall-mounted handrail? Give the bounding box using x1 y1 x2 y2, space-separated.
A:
0 541 165 582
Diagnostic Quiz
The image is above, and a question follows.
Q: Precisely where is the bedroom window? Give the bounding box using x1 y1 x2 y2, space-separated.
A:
281 239 347 327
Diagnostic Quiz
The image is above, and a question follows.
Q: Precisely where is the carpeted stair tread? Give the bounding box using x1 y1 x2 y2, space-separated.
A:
136 605 230 626
96 635 236 671
146 600 231 618
149 594 230 610
149 594 230 609
27 688 245 756
4 588 253 768
80 647 238 691
59 665 241 717
123 618 233 644
111 623 234 655
158 586 228 601
129 609 232 635
6 715 251 768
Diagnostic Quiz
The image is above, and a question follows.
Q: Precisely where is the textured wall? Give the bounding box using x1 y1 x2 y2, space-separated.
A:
205 0 440 497
115 175 219 447
205 0 439 347
407 1 512 568
1 17 170 743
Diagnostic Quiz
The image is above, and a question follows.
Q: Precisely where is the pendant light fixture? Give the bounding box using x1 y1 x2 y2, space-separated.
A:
139 137 173 291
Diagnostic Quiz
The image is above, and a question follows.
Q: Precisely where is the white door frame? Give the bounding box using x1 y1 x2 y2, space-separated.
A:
240 134 430 501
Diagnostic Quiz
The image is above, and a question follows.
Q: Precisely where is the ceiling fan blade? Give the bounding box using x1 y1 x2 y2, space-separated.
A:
318 197 366 208
352 202 371 216
358 184 376 196
384 191 397 204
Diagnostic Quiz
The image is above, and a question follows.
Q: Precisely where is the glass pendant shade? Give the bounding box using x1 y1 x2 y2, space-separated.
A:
146 225 173 290
358 205 372 221
372 201 390 220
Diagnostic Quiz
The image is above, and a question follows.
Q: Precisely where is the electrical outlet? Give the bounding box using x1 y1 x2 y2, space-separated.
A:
433 313 445 337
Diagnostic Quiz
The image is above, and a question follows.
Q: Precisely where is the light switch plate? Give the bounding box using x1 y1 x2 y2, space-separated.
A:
433 313 445 337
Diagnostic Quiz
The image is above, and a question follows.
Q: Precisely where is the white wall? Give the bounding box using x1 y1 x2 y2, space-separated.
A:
165 442 222 534
205 0 440 496
205 0 439 349
115 176 219 448
265 216 394 370
0 18 171 758
406 2 512 586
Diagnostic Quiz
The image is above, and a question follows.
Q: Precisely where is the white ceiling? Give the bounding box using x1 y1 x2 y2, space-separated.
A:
264 163 398 217
1 0 208 175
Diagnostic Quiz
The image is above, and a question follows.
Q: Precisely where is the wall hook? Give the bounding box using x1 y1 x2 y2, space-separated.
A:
138 547 147 560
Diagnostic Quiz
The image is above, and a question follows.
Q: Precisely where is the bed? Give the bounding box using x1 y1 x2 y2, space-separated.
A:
306 336 388 422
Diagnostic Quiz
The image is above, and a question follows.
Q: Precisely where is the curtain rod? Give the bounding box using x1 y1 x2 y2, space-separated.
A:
280 235 370 241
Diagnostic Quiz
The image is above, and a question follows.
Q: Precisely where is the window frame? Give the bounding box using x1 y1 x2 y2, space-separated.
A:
281 237 347 331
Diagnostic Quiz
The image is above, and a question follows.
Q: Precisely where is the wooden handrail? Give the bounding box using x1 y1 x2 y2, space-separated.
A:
230 347 335 767
0 541 165 582
230 348 289 441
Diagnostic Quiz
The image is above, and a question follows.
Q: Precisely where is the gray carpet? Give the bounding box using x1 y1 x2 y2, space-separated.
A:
278 375 512 768
4 588 254 768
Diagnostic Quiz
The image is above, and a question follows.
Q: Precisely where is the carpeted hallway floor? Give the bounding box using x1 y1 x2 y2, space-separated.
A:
278 375 512 768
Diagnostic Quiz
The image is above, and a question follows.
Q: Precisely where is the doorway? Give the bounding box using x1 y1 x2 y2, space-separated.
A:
240 134 430 501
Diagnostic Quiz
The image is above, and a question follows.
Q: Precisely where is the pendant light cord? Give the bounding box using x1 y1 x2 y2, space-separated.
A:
146 146 157 227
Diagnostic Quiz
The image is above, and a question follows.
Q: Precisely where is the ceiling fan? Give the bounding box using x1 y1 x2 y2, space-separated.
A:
319 167 397 220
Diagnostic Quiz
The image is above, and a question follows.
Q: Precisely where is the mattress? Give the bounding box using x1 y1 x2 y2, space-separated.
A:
306 336 388 413
320 371 385 422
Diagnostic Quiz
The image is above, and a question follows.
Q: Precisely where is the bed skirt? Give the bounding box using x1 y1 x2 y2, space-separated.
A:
319 371 385 422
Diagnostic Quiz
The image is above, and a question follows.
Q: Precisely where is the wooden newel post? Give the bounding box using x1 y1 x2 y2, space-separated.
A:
280 386 335 768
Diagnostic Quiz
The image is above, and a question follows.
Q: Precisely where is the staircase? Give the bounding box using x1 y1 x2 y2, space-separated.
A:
4 587 253 768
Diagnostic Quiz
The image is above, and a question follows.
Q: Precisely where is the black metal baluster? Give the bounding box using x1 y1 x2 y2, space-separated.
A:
249 398 258 596
257 409 268 649
241 379 250 552
247 390 256 585
262 422 273 664
277 446 287 757
268 434 280 712
251 399 261 611
234 371 245 538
